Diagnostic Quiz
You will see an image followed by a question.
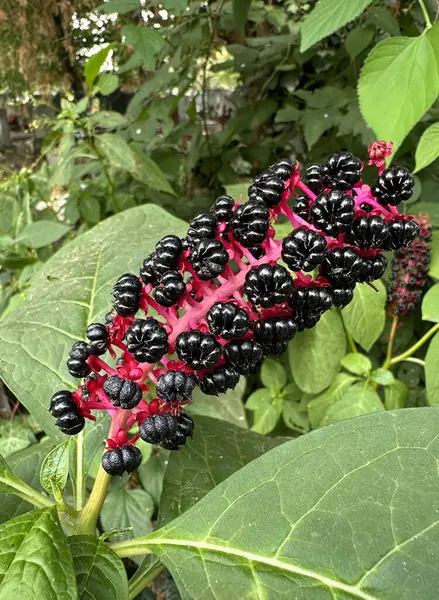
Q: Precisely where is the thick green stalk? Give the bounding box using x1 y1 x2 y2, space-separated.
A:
78 465 111 535
418 0 433 28
390 322 439 366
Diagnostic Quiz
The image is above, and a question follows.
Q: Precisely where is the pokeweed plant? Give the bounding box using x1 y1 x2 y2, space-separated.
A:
1 143 439 599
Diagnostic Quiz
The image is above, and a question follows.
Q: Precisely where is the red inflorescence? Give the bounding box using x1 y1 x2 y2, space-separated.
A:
387 213 432 317
49 143 421 476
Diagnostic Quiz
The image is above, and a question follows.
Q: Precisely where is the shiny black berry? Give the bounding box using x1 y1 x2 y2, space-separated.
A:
282 228 327 272
224 339 264 375
346 216 389 250
125 319 168 363
249 245 265 259
320 247 365 285
56 412 86 435
231 199 269 248
331 286 355 308
310 191 355 236
199 365 240 395
154 236 183 274
294 196 310 219
140 253 158 285
207 302 250 339
244 264 293 308
67 341 91 378
190 239 228 280
102 445 142 476
86 323 109 356
322 152 362 191
103 375 142 409
249 173 284 207
113 273 142 317
253 317 297 355
383 219 420 250
358 255 387 283
371 167 414 205
156 371 196 403
289 286 332 331
186 212 217 248
176 330 222 370
306 164 324 194
49 390 84 435
211 195 234 223
269 158 293 181
154 270 185 307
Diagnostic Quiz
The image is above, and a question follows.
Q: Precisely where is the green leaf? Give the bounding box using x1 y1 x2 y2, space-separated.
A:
260 358 287 390
233 0 251 32
422 283 439 322
345 26 375 61
429 231 439 277
40 440 70 497
415 122 439 173
245 388 272 411
358 33 439 156
15 220 70 249
80 196 101 224
96 73 119 96
132 151 175 194
308 373 358 428
282 381 302 402
69 535 128 600
341 352 372 376
95 133 137 172
189 378 247 428
0 507 77 597
321 383 384 426
251 401 281 435
342 280 386 351
146 409 439 600
84 45 115 90
426 331 439 406
101 488 154 542
98 0 140 13
371 368 395 386
89 111 128 129
367 6 400 36
289 309 346 394
282 401 309 432
158 416 284 526
224 182 252 201
0 418 36 457
121 25 165 71
138 450 169 506
384 379 409 409
301 0 373 52
0 205 187 442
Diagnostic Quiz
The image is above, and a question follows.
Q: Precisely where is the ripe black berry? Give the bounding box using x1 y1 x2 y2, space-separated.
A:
86 323 109 356
102 445 142 476
282 228 327 272
322 152 362 191
207 302 250 339
211 195 234 223
160 414 194 450
310 191 355 236
269 158 293 181
49 390 84 435
371 167 414 205
156 371 196 403
306 164 324 194
154 270 185 306
346 216 389 250
383 219 420 251
253 317 297 355
199 365 240 395
224 339 264 375
249 173 284 207
103 375 142 409
289 286 332 331
358 255 387 283
186 212 217 247
140 253 158 285
249 245 265 259
244 264 293 308
176 330 222 370
113 273 142 317
154 236 183 274
294 196 310 220
190 239 228 280
320 248 364 285
331 286 355 307
139 413 194 450
231 199 269 248
125 319 168 363
67 341 91 378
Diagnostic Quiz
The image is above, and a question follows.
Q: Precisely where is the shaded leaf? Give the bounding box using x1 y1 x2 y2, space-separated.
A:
251 400 281 435
415 122 439 173
0 418 36 457
132 151 175 194
189 378 247 428
342 280 386 351
121 25 165 71
40 440 70 496
384 379 409 410
321 383 384 426
308 374 357 428
260 358 287 389
95 133 137 172
422 282 439 322
15 221 70 249
233 0 251 33
426 331 439 406
98 0 140 13
138 450 169 506
101 488 154 542
89 111 128 129
345 26 375 61
246 388 272 411
97 73 119 96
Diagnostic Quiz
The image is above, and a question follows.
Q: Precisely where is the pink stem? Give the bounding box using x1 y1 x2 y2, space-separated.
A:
296 180 317 201
90 357 118 376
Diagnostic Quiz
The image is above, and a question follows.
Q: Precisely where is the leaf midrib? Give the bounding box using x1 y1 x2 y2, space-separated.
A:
147 538 377 600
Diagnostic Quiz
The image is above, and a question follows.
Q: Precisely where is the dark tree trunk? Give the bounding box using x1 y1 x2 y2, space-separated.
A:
0 108 11 149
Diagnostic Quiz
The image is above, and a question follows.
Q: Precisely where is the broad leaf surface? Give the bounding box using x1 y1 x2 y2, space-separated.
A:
147 409 439 600
15 220 70 249
426 331 439 406
188 378 248 428
0 507 77 598
384 379 408 410
68 535 128 600
0 417 36 456
289 309 346 394
233 0 251 32
101 488 154 542
0 205 187 441
320 383 384 426
307 373 358 428
342 281 386 351
415 122 439 173
95 133 137 173
40 440 70 496
340 353 371 376
422 282 439 322
158 416 284 526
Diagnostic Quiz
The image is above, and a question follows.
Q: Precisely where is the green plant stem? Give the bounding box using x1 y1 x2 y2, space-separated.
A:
2 478 54 509
78 466 111 535
101 160 119 213
399 357 426 367
383 315 399 369
339 309 356 353
128 561 164 600
390 322 439 366
75 430 85 511
110 537 153 558
418 0 433 28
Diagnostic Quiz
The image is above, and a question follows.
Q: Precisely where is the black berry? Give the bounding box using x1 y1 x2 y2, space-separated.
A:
103 375 142 409
346 216 389 250
331 286 355 308
49 390 84 435
282 228 327 272
357 255 387 283
67 341 91 378
322 152 362 191
231 199 269 248
269 158 293 181
125 319 168 363
176 330 222 370
113 273 142 317
140 254 158 285
139 413 194 450
190 239 228 280
289 286 332 331
310 191 355 236
156 371 196 403
154 235 183 274
249 173 284 207
207 302 250 339
294 196 310 219
186 212 217 248
244 264 293 308
102 445 142 476
306 164 324 194
320 247 364 285
371 167 414 205
86 323 109 356
253 317 297 355
383 219 420 250
211 195 234 223
224 339 264 375
154 270 185 306
199 365 240 395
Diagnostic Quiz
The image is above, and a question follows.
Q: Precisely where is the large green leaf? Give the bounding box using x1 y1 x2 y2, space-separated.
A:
0 205 187 442
84 45 115 89
131 152 175 195
95 133 137 173
68 535 128 600
15 220 70 249
320 383 384 426
288 309 346 394
158 416 284 526
131 409 439 600
358 33 439 156
188 377 248 428
101 488 154 542
0 418 36 456
301 0 373 52
121 25 165 71
422 282 439 322
426 331 439 406
342 280 386 351
0 507 77 597
415 122 439 173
